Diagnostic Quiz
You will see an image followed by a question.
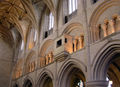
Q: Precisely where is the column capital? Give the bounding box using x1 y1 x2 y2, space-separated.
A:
85 80 108 87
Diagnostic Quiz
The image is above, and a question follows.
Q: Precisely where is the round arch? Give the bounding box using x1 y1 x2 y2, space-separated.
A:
24 50 36 74
26 50 36 63
89 0 120 43
62 23 83 35
39 39 54 57
36 68 54 87
58 58 86 87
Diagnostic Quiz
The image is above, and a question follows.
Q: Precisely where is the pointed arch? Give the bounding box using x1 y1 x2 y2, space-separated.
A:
36 68 54 87
62 22 83 35
58 58 86 87
92 40 120 80
23 76 34 87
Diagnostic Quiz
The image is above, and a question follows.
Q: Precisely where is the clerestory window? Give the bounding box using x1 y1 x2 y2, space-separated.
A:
21 40 24 50
49 13 54 30
68 0 78 14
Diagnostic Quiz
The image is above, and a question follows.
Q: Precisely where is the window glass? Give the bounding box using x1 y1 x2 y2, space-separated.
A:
106 77 113 87
21 40 24 50
34 30 37 42
69 0 78 14
49 13 54 30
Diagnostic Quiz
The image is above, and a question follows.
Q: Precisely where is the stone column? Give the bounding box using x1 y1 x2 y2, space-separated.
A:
79 35 84 49
45 55 49 65
78 37 82 49
86 80 108 87
101 23 107 37
95 28 99 41
73 39 77 52
108 20 115 35
115 16 120 31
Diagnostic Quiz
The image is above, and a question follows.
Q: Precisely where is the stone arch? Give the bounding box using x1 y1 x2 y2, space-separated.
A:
58 58 86 87
39 39 54 57
92 40 120 81
43 0 55 14
26 50 36 62
23 76 34 87
13 58 23 79
36 68 54 87
25 50 36 73
89 0 120 43
13 82 19 87
61 23 85 52
62 23 83 35
26 26 37 50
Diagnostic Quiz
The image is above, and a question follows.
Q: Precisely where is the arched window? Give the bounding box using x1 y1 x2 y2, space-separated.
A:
49 13 54 30
68 0 78 14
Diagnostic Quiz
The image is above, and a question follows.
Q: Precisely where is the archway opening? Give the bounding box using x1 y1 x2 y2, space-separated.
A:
43 77 53 87
60 67 86 87
69 68 85 87
106 53 120 87
24 80 32 87
13 84 18 87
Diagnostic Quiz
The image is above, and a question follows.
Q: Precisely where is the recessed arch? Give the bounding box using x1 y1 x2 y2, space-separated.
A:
92 40 120 82
89 0 120 43
39 39 54 57
25 50 36 74
62 23 83 35
58 58 86 87
36 68 54 87
26 50 36 62
13 58 23 79
61 23 85 53
23 77 34 87
13 83 19 87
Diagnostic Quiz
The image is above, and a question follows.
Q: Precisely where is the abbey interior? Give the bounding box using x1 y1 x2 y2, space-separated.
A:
0 0 120 87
